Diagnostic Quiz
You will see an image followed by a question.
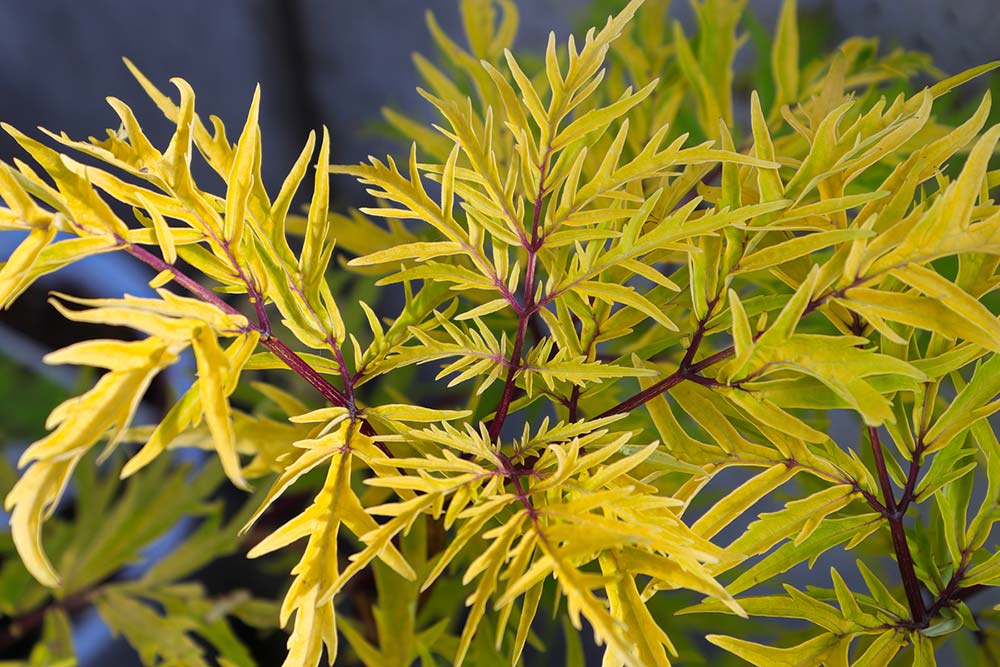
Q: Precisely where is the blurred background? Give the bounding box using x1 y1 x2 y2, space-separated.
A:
2 0 998 196
0 1 998 665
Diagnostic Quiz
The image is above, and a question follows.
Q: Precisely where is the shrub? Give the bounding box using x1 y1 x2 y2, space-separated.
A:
2 0 1000 665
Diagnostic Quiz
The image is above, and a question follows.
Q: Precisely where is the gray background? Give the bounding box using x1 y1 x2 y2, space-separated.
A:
2 1 997 196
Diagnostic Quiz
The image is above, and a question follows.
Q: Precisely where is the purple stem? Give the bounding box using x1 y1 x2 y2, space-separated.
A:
868 426 928 625
487 153 551 443
122 241 357 417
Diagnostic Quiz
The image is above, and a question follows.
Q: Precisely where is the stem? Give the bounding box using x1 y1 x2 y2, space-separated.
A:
567 385 582 423
925 559 974 622
898 406 930 515
595 277 943 627
488 289 533 442
0 589 96 653
603 281 856 416
580 242 972 630
601 298 718 419
122 241 378 438
897 443 924 515
868 427 899 515
868 426 928 626
125 243 236 315
487 152 551 443
599 369 688 419
497 451 539 523
565 307 603 424
260 336 347 407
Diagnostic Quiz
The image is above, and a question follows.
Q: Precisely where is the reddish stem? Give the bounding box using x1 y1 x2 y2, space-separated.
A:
259 336 348 407
0 588 96 653
601 299 718 419
122 241 378 439
599 370 688 419
125 242 237 315
567 385 582 423
868 428 928 625
897 430 928 515
927 564 976 620
487 153 550 443
603 281 857 416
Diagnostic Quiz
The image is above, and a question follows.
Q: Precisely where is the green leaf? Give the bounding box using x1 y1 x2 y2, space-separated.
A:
727 513 880 594
573 280 678 330
912 632 937 666
691 464 797 540
96 588 208 666
720 485 861 577
26 608 74 666
735 229 874 274
707 632 847 667
856 560 909 620
682 585 857 635
851 629 906 667
926 354 1000 452
770 0 799 114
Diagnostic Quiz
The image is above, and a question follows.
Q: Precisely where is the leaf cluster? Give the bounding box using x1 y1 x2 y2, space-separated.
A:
3 0 1000 665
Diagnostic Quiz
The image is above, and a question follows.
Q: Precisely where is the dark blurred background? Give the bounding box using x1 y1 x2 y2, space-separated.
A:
2 1 997 197
0 1 998 665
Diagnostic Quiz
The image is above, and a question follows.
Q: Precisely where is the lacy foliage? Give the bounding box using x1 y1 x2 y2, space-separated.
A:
3 0 1000 665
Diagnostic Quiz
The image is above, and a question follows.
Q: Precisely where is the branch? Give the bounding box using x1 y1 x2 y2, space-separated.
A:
0 588 96 653
925 559 974 621
487 151 552 443
868 426 928 626
602 280 861 416
122 241 379 440
898 393 931 515
600 297 719 418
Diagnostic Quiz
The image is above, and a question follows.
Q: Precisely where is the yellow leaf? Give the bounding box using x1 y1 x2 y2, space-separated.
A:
574 280 677 331
366 404 471 423
3 123 130 237
455 298 510 321
120 63 236 183
270 131 316 257
891 263 1000 347
137 192 177 264
277 453 350 667
244 423 350 540
224 84 261 249
600 553 674 667
43 337 173 371
707 632 845 667
841 287 1000 353
723 485 859 566
347 240 465 267
735 229 874 274
770 0 799 115
0 224 58 308
552 79 659 150
25 347 174 466
120 333 257 479
7 337 179 588
192 326 249 490
691 464 798 540
300 126 331 292
750 91 784 202
502 49 547 131
4 459 78 586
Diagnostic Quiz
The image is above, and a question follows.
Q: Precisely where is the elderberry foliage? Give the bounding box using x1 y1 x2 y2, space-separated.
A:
2 1 1000 665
